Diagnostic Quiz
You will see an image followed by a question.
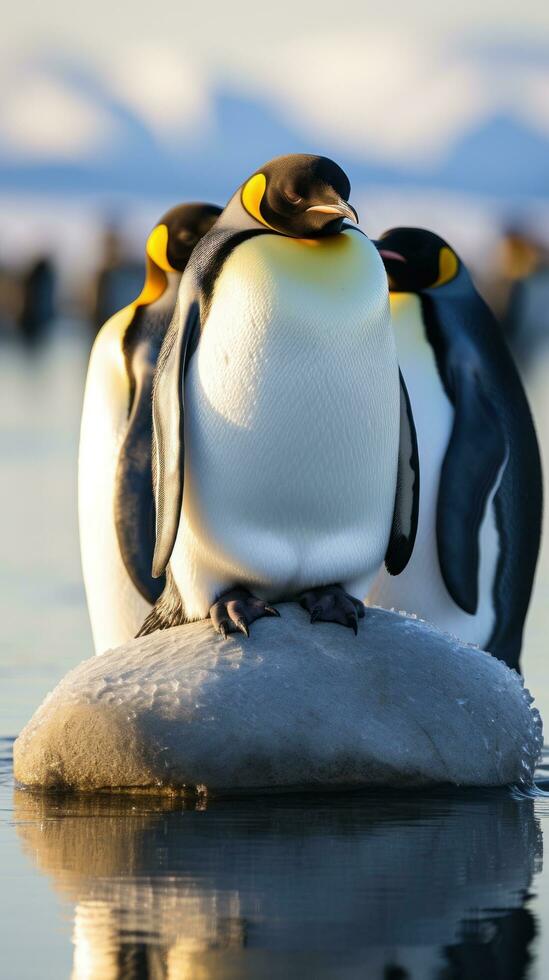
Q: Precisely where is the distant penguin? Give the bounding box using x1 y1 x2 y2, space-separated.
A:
369 227 542 670
138 154 419 640
19 257 56 343
79 203 222 654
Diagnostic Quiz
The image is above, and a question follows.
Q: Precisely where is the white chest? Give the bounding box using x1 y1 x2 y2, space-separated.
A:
389 293 454 475
171 232 400 616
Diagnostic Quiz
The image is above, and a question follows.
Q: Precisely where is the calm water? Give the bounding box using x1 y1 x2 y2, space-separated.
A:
1 324 549 979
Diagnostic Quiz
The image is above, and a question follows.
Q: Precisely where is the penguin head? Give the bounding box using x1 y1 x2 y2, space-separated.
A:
240 154 358 238
374 228 460 292
146 202 222 273
136 202 221 308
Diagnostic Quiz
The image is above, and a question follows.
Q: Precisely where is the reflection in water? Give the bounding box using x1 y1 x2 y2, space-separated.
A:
13 788 541 979
440 909 536 980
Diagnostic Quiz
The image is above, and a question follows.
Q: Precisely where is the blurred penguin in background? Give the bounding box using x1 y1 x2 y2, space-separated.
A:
496 227 549 371
91 224 144 337
18 256 56 344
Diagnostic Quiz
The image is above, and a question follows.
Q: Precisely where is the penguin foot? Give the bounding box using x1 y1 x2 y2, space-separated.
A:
299 585 365 635
210 588 280 639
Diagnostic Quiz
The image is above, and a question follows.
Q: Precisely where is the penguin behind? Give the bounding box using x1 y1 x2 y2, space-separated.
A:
79 202 222 654
138 154 419 640
369 227 542 670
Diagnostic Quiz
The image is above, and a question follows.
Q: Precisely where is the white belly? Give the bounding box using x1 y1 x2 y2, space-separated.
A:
170 230 400 619
369 293 501 648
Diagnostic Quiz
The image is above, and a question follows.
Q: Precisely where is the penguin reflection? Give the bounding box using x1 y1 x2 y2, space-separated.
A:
13 790 541 980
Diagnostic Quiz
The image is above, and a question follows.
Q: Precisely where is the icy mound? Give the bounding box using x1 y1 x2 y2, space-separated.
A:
14 605 542 793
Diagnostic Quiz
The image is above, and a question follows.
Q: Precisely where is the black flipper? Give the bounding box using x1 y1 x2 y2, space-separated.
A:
436 369 508 615
151 279 200 578
385 371 420 575
114 311 168 605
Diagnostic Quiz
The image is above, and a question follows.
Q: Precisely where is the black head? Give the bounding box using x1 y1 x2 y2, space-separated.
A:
241 154 358 238
375 227 461 292
146 202 222 272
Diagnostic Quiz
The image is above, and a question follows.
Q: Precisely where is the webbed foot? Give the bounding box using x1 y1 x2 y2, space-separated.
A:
299 585 365 635
210 588 280 639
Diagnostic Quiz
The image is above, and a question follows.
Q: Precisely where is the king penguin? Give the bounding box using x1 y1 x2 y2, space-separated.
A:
369 227 542 670
138 154 419 640
79 202 222 654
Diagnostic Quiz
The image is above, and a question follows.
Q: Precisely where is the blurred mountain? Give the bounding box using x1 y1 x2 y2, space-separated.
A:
432 115 549 197
1 69 548 202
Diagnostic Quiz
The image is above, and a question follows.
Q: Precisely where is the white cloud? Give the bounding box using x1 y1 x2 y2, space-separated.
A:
240 33 493 165
106 43 211 139
1 23 549 169
520 69 549 134
0 72 115 159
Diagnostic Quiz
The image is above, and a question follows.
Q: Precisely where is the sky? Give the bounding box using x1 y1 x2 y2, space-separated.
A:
1 0 549 167
1 0 549 271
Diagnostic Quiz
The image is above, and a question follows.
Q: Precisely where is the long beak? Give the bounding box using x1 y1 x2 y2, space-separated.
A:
306 199 359 224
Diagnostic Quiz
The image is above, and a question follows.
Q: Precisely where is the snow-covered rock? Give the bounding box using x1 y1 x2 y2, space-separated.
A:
14 605 542 793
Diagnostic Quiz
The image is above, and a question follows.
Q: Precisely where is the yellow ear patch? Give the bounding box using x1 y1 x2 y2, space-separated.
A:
146 224 176 273
433 246 458 287
241 173 277 231
133 222 175 307
136 256 167 307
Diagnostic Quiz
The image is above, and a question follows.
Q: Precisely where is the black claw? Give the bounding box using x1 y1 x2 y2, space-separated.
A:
347 614 358 636
211 589 283 638
236 618 250 637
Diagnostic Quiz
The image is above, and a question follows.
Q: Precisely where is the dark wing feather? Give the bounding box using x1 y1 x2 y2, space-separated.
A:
436 370 508 614
385 371 420 575
419 286 510 616
114 332 165 604
151 280 200 578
